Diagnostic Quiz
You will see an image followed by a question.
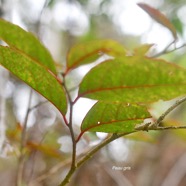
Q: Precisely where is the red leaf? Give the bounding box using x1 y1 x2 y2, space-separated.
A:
138 3 177 40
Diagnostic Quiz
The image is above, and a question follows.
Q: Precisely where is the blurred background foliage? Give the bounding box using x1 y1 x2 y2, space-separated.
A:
0 0 186 185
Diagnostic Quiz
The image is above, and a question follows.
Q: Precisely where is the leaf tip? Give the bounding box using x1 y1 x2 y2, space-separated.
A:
137 2 177 40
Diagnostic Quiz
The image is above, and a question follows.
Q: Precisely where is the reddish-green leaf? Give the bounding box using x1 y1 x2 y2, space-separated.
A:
0 46 67 115
65 39 127 74
0 19 57 74
134 44 154 56
81 102 151 133
138 3 177 40
79 56 186 103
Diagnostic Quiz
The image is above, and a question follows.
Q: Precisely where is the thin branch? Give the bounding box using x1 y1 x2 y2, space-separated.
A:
33 158 72 183
74 133 133 176
33 123 186 184
151 42 186 58
36 133 128 185
135 96 186 131
151 40 175 58
59 75 77 186
153 125 186 130
27 130 51 185
60 96 186 185
51 132 134 186
21 90 33 149
27 151 37 184
28 100 48 113
151 96 186 128
0 69 8 153
36 0 50 39
32 127 186 186
164 43 186 55
34 96 186 184
59 105 76 186
17 89 33 186
33 141 113 183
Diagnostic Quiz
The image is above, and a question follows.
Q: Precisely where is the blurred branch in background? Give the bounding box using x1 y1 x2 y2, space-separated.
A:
0 67 8 155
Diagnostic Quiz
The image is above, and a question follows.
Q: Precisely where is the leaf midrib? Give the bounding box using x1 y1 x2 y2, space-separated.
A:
79 83 186 96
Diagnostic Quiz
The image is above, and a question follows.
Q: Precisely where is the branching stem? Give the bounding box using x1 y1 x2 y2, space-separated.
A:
151 41 186 58
59 75 186 186
76 133 133 168
37 95 186 186
59 132 135 186
153 96 186 128
60 74 77 186
135 96 186 131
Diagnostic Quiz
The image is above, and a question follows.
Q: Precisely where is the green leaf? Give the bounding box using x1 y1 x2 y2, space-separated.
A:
0 46 67 115
66 39 127 74
79 56 186 103
171 16 184 35
0 19 57 74
81 102 151 133
138 3 177 40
